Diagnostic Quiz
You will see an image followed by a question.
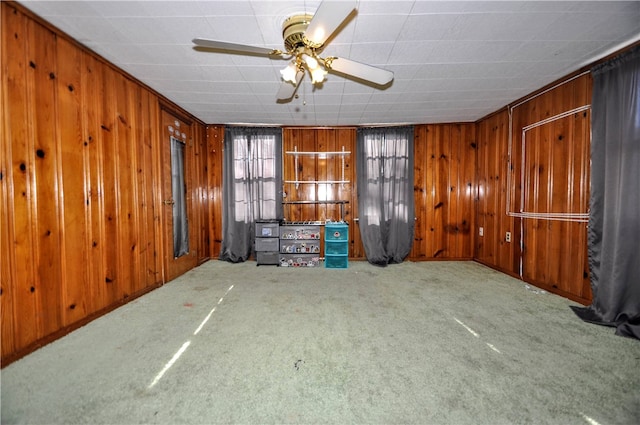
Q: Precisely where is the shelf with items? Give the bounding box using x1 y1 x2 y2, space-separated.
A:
280 240 321 254
279 222 321 268
279 224 321 240
279 254 320 268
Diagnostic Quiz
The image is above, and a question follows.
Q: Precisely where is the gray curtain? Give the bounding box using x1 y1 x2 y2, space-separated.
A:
571 45 640 339
220 127 283 262
171 137 189 258
356 126 415 266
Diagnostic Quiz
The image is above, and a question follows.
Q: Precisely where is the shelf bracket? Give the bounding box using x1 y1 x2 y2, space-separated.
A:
294 146 299 189
341 145 345 188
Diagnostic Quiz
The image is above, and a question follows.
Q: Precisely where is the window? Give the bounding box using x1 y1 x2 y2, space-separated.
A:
220 127 283 262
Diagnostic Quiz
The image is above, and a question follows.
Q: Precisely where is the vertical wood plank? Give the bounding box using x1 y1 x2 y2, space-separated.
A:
282 128 299 221
137 89 163 289
1 2 29 357
498 114 517 273
193 123 210 263
115 76 136 299
447 124 461 257
56 37 89 324
149 95 164 283
423 125 436 257
434 125 451 258
300 129 317 221
81 53 107 314
460 124 476 258
101 66 120 305
315 129 329 222
475 120 488 261
207 126 224 258
28 18 64 338
411 126 427 259
135 89 152 288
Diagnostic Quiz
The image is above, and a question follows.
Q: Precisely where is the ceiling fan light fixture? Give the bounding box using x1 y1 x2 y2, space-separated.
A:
280 62 299 84
310 67 328 84
302 53 319 70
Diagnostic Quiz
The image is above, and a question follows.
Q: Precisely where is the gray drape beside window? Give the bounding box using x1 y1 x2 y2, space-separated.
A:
571 45 640 339
356 126 415 266
171 137 189 258
220 127 283 263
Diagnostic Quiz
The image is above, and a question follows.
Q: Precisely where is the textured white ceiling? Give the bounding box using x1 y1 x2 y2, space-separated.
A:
19 1 640 126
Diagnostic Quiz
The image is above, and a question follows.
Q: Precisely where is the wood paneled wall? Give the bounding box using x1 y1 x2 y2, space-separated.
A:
1 3 207 365
282 128 362 257
277 126 477 260
411 124 477 260
193 122 210 265
475 110 519 273
475 74 592 304
206 125 224 258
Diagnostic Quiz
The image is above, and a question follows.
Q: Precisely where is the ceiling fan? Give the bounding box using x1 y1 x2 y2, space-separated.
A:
192 0 394 102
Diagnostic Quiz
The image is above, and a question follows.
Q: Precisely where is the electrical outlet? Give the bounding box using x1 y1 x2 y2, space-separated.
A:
479 227 484 236
505 231 511 243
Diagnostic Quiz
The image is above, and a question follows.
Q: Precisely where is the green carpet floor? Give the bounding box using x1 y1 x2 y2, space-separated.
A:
2 260 639 424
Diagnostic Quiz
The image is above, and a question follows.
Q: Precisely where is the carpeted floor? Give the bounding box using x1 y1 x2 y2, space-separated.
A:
2 260 639 424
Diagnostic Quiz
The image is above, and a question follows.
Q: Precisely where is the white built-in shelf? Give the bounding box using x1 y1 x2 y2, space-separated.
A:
284 151 351 156
285 146 351 189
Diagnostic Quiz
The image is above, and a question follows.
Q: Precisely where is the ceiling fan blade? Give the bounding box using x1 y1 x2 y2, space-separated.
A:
277 70 304 101
304 0 357 47
326 57 394 86
193 38 281 56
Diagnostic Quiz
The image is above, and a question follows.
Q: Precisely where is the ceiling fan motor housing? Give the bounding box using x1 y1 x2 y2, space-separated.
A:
282 14 314 52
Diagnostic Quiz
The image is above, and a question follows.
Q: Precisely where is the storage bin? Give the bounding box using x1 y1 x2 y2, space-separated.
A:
325 223 348 241
256 251 279 265
325 255 348 269
256 221 279 238
325 240 348 255
255 237 279 252
324 222 348 269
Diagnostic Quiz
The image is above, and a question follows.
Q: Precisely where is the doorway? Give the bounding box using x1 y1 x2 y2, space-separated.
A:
161 110 196 281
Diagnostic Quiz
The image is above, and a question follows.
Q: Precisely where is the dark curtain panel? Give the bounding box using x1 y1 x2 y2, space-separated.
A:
170 137 189 258
571 45 640 339
220 127 283 263
356 126 415 266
